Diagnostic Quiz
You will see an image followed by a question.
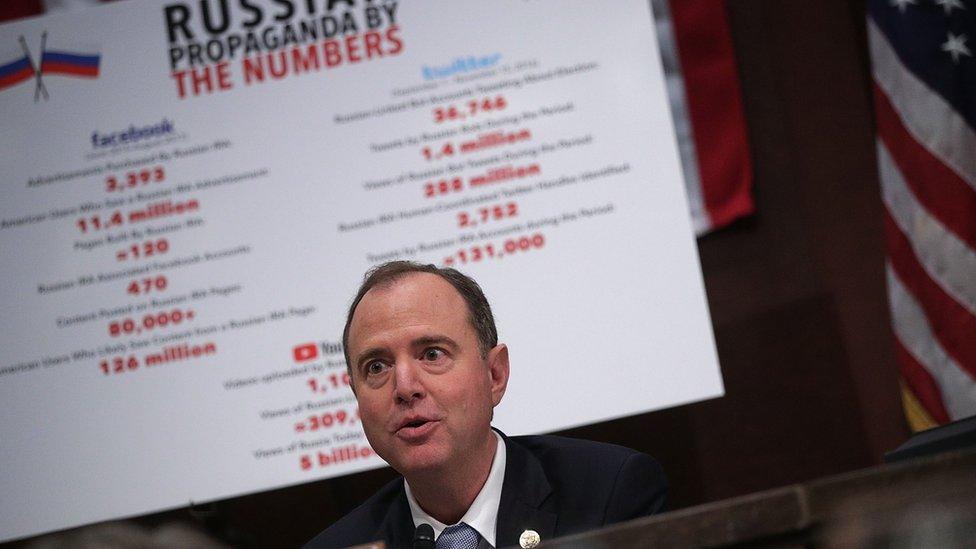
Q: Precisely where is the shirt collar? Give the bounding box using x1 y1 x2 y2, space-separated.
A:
405 431 506 547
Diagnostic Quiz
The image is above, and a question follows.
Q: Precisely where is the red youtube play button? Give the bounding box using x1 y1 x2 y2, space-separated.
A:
293 343 318 362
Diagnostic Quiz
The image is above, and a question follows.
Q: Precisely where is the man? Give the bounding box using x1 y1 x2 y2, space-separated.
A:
305 261 666 549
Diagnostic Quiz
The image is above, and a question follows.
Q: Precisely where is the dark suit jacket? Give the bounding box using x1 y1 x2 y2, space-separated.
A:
304 433 667 548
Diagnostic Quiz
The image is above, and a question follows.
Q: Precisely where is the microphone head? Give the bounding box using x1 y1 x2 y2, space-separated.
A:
413 523 435 549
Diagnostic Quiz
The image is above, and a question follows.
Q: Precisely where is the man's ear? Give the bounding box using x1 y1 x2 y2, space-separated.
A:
487 344 509 407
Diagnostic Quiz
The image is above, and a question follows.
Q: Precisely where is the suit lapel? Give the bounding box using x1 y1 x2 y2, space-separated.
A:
495 433 557 548
376 479 415 547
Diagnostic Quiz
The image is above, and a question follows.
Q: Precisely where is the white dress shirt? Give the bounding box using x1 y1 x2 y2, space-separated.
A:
405 431 507 547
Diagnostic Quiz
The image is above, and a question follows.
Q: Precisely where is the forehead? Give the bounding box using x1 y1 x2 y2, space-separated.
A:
348 273 472 348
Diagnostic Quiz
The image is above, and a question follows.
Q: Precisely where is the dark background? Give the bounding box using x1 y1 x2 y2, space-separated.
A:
1 1 909 547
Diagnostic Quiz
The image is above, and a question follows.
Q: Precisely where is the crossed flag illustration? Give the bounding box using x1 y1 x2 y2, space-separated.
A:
0 31 100 101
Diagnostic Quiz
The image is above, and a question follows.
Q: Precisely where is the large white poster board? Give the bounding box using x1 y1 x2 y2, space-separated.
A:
0 0 722 542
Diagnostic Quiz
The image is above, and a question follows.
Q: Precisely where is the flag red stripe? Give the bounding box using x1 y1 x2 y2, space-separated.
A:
0 0 42 24
895 336 952 424
42 63 99 77
874 83 976 250
0 67 33 89
669 0 754 230
885 208 976 379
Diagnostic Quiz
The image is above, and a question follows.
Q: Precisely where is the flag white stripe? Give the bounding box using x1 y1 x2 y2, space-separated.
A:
652 0 709 235
878 141 976 317
869 20 976 191
41 43 101 55
887 266 976 420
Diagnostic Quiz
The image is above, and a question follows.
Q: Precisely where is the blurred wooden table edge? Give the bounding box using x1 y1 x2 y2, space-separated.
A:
535 447 976 548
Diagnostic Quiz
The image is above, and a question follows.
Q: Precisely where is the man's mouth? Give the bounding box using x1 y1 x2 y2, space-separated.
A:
395 417 439 441
401 419 429 429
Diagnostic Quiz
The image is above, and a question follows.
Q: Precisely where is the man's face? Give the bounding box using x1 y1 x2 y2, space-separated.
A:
347 273 509 476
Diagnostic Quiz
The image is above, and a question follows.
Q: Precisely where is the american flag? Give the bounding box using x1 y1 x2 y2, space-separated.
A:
653 0 754 235
869 0 976 428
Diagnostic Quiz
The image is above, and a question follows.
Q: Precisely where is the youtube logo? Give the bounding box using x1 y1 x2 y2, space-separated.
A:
293 343 319 363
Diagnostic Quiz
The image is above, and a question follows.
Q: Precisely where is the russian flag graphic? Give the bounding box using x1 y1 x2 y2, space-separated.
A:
41 50 100 78
0 55 34 90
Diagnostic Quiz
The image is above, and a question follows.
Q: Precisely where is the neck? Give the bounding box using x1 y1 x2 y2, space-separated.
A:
407 431 497 525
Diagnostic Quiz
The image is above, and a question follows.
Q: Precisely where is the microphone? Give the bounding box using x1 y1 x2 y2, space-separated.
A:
413 523 435 549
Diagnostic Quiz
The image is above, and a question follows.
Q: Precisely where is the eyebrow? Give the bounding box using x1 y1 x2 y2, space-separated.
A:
412 335 459 352
355 347 389 370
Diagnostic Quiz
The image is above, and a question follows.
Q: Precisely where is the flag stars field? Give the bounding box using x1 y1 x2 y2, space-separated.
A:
934 0 965 15
891 0 917 14
941 32 971 63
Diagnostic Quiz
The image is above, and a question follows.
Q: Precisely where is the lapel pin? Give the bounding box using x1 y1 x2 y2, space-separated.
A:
519 529 541 548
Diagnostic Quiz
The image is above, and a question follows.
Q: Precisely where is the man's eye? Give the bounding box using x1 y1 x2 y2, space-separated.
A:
422 348 444 361
366 361 387 376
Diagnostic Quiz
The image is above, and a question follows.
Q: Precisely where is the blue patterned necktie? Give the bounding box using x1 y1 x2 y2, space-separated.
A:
436 523 480 549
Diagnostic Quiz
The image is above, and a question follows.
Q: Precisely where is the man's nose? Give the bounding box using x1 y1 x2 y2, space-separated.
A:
393 360 425 403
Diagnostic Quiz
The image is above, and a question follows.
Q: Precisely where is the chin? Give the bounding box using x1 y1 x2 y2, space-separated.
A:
391 443 451 476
